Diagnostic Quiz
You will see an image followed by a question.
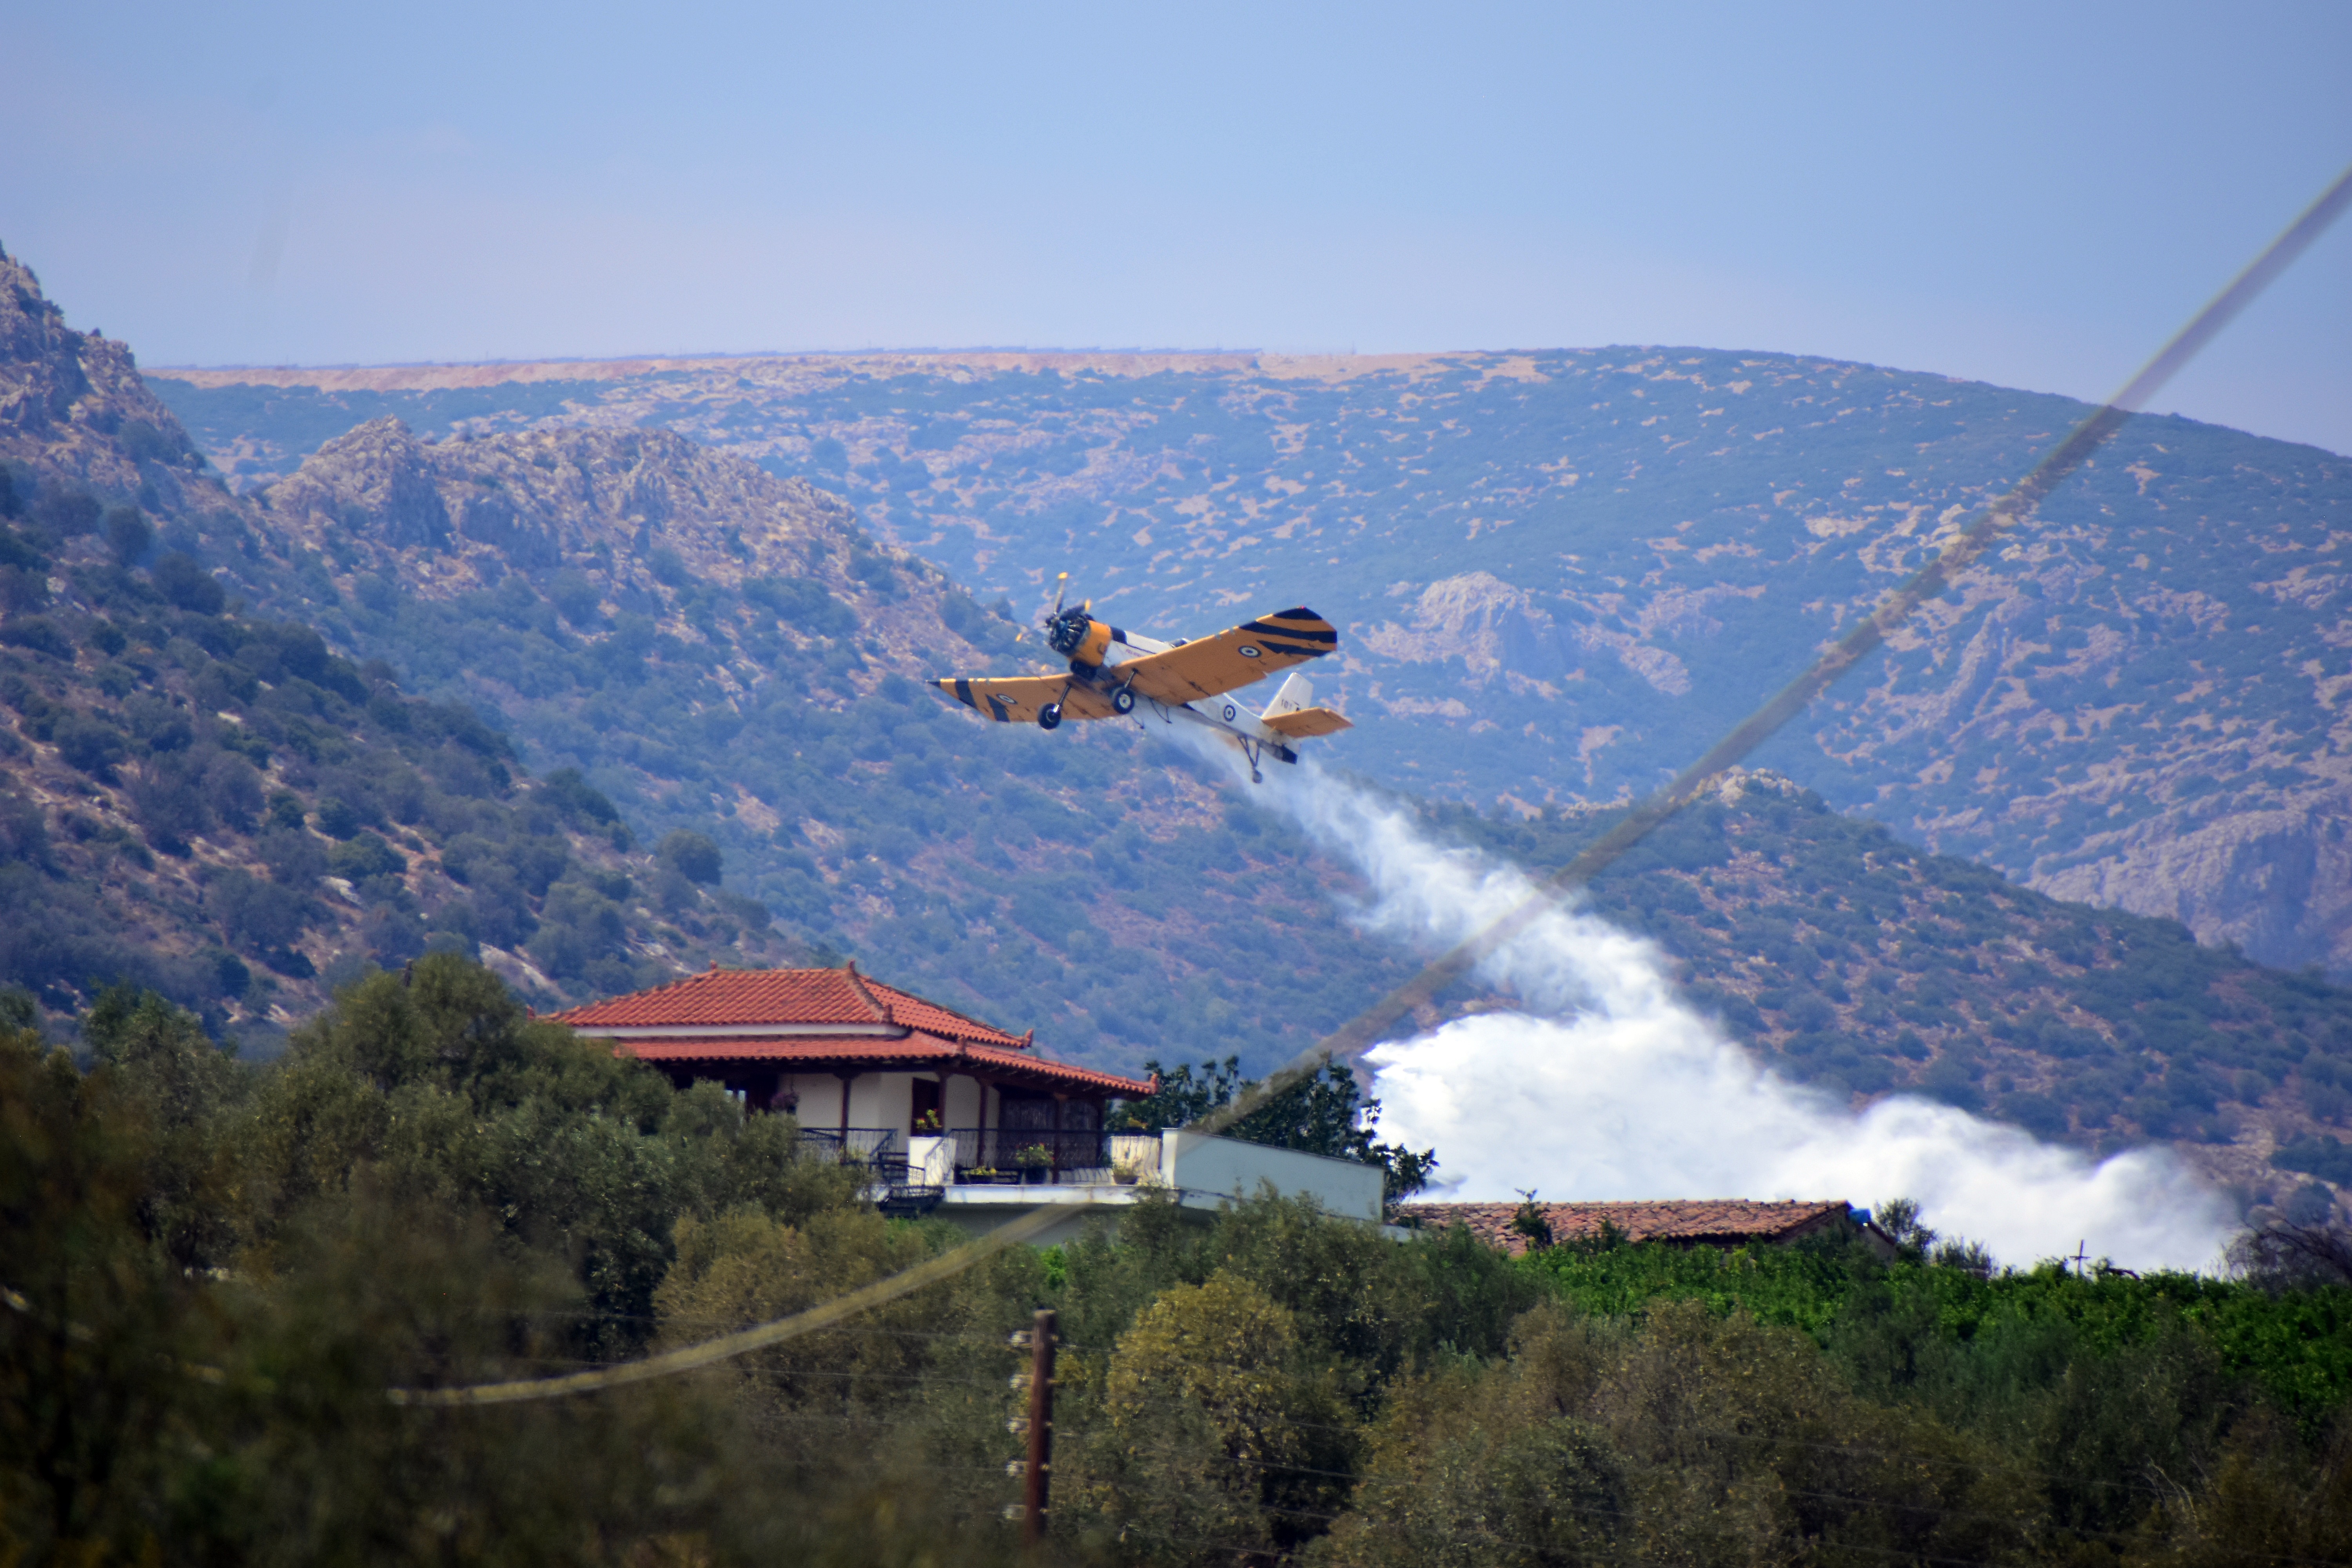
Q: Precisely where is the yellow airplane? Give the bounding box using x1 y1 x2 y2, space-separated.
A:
935 577 1353 781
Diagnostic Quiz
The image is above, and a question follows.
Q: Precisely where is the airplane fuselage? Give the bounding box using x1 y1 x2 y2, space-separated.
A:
1049 611 1301 769
1134 686 1302 766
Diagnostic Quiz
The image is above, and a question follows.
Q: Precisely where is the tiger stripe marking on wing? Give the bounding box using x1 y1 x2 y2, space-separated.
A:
938 673 1126 725
1240 610 1338 647
1116 607 1341 705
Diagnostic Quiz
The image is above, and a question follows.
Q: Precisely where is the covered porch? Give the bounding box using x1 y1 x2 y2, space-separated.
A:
546 962 1157 1194
655 1056 1147 1187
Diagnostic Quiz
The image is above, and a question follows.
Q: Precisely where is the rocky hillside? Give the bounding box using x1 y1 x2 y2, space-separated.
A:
0 575 789 1042
151 350 2352 979
12 243 2350 1213
0 249 811 1041
49 381 1422 1075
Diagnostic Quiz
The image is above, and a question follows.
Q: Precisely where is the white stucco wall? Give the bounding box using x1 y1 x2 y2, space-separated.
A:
943 1074 983 1128
1161 1132 1385 1223
927 1132 1392 1246
776 1070 995 1136
777 1073 844 1125
854 1072 911 1131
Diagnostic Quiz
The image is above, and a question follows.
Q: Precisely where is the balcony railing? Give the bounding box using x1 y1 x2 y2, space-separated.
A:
945 1128 1109 1183
797 1127 906 1180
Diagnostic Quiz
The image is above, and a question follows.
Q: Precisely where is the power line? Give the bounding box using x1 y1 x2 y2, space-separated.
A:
384 1197 1080 1406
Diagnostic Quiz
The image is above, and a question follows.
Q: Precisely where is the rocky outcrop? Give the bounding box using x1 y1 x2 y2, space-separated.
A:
0 247 223 517
264 417 451 549
260 417 867 604
1361 572 1724 700
2038 789 2352 973
0 259 809 1031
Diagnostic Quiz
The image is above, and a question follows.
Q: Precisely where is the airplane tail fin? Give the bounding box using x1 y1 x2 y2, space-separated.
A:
1263 672 1314 717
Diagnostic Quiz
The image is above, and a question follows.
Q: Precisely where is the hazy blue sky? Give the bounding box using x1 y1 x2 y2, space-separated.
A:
6 2 2348 451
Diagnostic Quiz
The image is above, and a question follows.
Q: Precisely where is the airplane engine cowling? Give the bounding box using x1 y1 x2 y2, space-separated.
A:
1046 608 1091 656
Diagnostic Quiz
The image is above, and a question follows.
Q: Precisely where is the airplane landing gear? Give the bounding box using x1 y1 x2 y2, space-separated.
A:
1038 703 1063 731
1241 738 1264 784
1111 686 1136 715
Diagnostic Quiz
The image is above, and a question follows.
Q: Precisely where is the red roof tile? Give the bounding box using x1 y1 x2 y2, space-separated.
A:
548 963 1028 1047
1406 1199 1863 1257
611 1032 1155 1096
857 976 1037 1049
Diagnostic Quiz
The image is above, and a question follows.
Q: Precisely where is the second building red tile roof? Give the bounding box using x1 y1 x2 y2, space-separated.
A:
1405 1198 1864 1256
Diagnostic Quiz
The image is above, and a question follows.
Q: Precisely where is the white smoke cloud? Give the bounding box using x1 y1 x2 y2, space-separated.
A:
1247 760 2240 1273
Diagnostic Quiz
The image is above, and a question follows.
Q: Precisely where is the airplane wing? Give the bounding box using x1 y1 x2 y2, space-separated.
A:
1115 608 1338 705
934 675 1122 724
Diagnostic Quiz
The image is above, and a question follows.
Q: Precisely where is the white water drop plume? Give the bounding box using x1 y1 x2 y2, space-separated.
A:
1234 757 2238 1274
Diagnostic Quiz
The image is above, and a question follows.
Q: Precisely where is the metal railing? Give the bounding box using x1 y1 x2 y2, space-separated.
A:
945 1128 1109 1182
797 1127 904 1180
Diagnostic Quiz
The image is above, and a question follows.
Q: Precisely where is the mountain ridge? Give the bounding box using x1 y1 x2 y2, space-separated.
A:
150 347 2352 980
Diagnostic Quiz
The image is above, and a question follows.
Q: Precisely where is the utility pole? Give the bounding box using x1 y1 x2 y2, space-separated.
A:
1022 1307 1057 1547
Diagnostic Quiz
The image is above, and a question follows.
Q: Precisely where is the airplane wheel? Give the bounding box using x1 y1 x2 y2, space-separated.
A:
1111 686 1136 715
1038 703 1063 731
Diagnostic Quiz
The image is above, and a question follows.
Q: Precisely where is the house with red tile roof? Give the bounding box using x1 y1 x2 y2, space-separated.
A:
548 961 1155 1188
1407 1198 1896 1258
548 962 1387 1243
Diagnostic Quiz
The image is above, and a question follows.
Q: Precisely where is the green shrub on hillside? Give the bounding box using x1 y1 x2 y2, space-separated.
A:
0 548 784 1025
5 963 2350 1564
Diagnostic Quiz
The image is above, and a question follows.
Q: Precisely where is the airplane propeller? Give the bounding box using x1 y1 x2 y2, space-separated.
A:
1042 571 1094 658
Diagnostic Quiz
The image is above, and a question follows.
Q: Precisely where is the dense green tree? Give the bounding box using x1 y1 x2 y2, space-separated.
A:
6 963 2352 1565
656 829 723 886
100 505 151 567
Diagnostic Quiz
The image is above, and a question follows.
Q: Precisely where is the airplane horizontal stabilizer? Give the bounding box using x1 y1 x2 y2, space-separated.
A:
1262 706 1352 739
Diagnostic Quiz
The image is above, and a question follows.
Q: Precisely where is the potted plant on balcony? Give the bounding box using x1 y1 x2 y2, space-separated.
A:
1013 1144 1054 1185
